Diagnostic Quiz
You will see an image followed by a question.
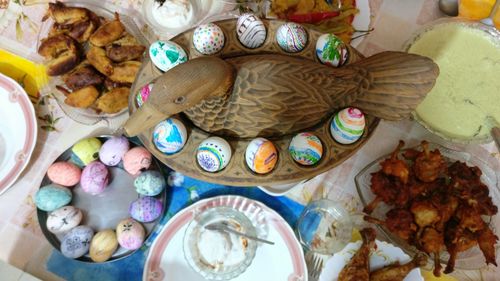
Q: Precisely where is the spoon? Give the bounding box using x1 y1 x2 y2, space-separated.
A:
205 222 275 245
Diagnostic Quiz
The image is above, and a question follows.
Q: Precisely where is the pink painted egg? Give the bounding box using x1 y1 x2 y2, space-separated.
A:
47 161 81 187
116 218 145 250
81 161 109 195
123 147 152 176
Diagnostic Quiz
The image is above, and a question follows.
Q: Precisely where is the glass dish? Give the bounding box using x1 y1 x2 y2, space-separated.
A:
142 0 201 38
355 142 500 270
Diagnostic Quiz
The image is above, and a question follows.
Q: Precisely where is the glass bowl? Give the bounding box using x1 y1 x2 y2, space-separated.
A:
355 142 500 270
142 0 201 37
183 206 258 280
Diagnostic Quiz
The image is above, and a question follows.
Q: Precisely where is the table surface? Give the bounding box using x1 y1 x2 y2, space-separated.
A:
1 0 499 280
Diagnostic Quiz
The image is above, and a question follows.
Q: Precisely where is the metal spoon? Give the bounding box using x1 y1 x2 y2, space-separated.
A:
204 222 275 245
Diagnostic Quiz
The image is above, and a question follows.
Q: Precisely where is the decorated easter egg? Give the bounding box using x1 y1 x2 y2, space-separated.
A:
196 137 232 172
316 33 349 67
236 13 266 49
289 133 323 165
116 218 145 250
123 147 152 176
129 196 163 223
47 161 81 187
72 137 102 166
61 225 94 259
136 83 154 107
276 22 308 53
99 136 130 166
90 229 118 262
193 23 225 55
81 161 109 195
134 170 166 196
330 107 366 144
35 184 72 212
245 138 278 174
46 206 83 234
149 40 188 72
153 118 187 155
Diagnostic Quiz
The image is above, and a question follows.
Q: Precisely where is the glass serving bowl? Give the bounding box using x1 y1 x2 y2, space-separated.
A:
355 142 500 270
142 0 201 37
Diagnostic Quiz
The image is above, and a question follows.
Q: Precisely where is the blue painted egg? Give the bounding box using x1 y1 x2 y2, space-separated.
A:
61 225 94 259
315 33 349 67
330 107 365 144
99 136 130 166
134 170 166 196
153 118 187 155
196 137 232 172
35 184 72 212
289 132 323 165
129 197 163 223
149 40 188 72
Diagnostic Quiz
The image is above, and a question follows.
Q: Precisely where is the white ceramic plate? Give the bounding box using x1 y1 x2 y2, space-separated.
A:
319 240 424 281
144 195 308 281
0 73 37 195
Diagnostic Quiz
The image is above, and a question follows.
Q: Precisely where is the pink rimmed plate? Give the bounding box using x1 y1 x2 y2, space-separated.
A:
143 195 308 281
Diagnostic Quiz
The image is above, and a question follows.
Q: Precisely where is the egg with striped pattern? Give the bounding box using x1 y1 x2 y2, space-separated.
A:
196 137 232 172
330 107 365 144
237 13 266 49
276 22 308 53
289 133 323 166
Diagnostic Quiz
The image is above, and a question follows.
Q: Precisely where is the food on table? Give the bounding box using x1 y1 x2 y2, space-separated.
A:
197 137 232 172
46 206 83 234
80 161 110 195
108 60 141 84
338 228 376 281
193 23 225 55
43 1 90 26
95 87 130 114
136 83 153 107
236 13 267 49
64 85 100 108
47 161 81 187
149 40 188 72
363 141 499 276
37 34 79 76
116 218 145 250
316 33 348 67
330 107 365 144
89 229 119 262
245 138 278 174
134 170 166 196
61 225 94 259
129 196 163 223
35 184 72 212
106 33 146 62
276 22 308 53
150 0 195 30
99 136 130 166
153 118 188 155
62 61 104 91
89 13 125 47
123 147 152 176
289 132 323 166
72 137 102 166
370 253 427 281
86 46 114 76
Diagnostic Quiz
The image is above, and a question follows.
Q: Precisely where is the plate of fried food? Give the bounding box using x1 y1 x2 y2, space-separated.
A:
37 0 149 123
356 141 500 276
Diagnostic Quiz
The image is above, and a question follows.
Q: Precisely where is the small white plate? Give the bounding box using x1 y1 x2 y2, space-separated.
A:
0 73 37 195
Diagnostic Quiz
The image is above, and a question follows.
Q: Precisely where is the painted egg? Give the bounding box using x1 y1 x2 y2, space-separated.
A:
153 118 187 155
123 147 152 176
196 137 232 172
315 33 349 67
289 133 323 165
276 23 308 53
72 137 102 166
134 170 166 196
116 218 145 250
330 107 366 144
90 229 118 262
47 161 81 187
129 196 163 223
35 184 72 212
46 206 83 234
237 13 266 49
136 83 154 107
193 23 225 55
149 40 188 72
99 136 130 166
61 225 94 259
81 161 109 195
245 138 278 174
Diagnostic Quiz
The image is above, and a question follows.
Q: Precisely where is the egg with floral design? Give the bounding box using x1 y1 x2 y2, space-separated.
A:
276 22 308 53
153 118 187 155
330 107 365 144
193 23 225 55
116 218 145 250
149 40 188 72
129 196 163 223
81 161 109 195
61 225 94 259
245 138 278 174
289 133 323 165
196 137 232 172
46 206 83 234
316 33 349 67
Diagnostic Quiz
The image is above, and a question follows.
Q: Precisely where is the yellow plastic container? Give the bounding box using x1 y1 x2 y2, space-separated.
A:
459 0 496 20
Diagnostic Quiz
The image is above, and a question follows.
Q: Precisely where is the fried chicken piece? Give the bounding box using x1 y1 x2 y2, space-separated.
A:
66 19 97 43
477 227 498 266
43 1 89 25
87 46 114 76
63 61 104 90
95 87 129 114
103 78 131 91
38 34 79 76
105 33 145 62
444 220 479 274
370 253 427 281
430 191 459 231
418 227 445 276
456 207 486 233
411 201 441 229
364 172 398 214
64 85 99 108
338 228 376 281
89 13 125 47
108 61 141 84
414 141 447 182
365 209 417 241
380 141 409 184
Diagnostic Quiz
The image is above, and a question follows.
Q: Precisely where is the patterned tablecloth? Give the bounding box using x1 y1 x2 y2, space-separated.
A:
0 0 499 280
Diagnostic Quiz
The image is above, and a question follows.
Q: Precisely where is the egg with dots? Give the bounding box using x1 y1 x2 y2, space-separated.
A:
46 206 82 234
123 147 152 176
35 184 72 212
149 40 188 72
193 23 225 55
136 83 154 107
89 229 119 263
289 132 323 166
71 137 102 166
47 161 81 187
129 196 163 223
116 218 145 250
316 33 349 67
81 161 109 195
276 22 308 53
99 136 130 166
153 118 187 155
61 225 94 259
134 170 166 196
245 138 278 174
236 13 267 49
330 107 365 144
196 137 232 173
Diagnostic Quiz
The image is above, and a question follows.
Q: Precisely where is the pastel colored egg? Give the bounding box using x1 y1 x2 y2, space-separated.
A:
47 161 81 187
99 136 130 166
196 137 232 172
276 22 308 53
35 184 72 212
330 107 366 144
245 138 278 174
61 225 94 259
46 206 83 234
81 161 109 195
129 196 163 223
289 133 323 166
149 40 188 72
316 33 349 67
72 137 102 166
90 229 118 262
237 13 266 49
193 23 225 55
134 170 166 196
136 83 154 107
116 218 145 250
123 147 152 176
153 118 187 155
